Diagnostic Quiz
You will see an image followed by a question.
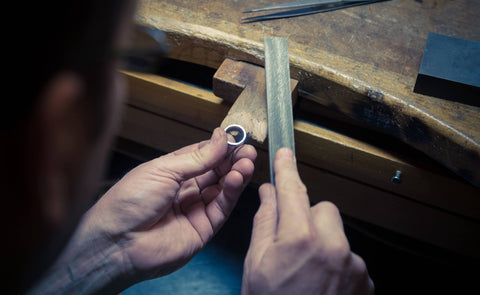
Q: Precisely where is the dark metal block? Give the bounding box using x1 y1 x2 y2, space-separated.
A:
414 33 480 107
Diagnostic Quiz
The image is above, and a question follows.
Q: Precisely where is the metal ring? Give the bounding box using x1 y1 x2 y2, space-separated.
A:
224 124 247 147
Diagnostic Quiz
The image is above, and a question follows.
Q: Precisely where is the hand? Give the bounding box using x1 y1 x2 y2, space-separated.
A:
242 148 373 295
64 128 256 288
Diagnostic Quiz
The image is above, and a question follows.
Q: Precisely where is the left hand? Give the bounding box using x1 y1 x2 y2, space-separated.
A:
75 128 256 283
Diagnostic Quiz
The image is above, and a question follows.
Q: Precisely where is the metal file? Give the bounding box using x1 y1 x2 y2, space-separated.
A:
264 37 295 184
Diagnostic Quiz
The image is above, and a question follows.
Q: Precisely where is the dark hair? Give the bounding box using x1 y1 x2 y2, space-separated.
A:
3 0 132 134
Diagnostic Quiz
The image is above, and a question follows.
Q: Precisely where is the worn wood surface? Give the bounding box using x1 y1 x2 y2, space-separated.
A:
120 71 480 257
214 59 298 143
119 100 480 258
135 0 480 186
121 71 480 220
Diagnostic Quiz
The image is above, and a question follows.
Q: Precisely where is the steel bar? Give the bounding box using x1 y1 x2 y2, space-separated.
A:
264 37 295 184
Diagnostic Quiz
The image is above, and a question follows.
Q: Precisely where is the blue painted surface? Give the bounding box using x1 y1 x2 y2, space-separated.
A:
123 242 243 295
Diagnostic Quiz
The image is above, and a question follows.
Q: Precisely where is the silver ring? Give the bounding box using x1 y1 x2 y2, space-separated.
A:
224 124 247 147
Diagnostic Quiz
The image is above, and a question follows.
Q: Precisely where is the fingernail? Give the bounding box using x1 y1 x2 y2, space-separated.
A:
277 148 294 160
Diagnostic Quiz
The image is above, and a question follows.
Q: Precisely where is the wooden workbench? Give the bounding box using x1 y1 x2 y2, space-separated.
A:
118 0 480 260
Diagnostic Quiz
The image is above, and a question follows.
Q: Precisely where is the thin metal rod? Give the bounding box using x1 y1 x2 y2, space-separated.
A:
242 0 390 22
243 0 365 13
265 37 295 184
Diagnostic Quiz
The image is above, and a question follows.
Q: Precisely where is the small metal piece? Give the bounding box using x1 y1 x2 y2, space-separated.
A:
225 124 247 147
391 170 402 185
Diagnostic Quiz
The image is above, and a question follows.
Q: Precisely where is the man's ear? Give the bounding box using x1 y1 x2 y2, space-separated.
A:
41 73 82 128
37 72 88 229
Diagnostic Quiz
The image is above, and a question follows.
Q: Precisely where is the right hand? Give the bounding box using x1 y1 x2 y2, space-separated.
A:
242 148 374 295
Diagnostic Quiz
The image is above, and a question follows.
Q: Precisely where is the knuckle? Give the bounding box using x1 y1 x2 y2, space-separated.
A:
296 181 308 195
324 238 352 267
280 177 308 196
354 256 368 273
150 157 182 182
351 254 369 276
281 224 318 252
351 254 374 294
293 232 313 250
316 201 340 216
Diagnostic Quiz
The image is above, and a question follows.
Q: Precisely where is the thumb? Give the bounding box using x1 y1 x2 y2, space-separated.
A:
159 128 229 182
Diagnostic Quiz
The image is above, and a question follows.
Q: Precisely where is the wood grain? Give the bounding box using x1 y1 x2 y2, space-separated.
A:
118 104 480 259
213 58 298 143
135 0 480 187
122 72 480 221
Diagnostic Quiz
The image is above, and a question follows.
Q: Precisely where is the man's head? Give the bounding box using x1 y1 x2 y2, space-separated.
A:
2 1 136 292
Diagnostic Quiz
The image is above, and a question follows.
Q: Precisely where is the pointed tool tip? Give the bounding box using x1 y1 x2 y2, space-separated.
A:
241 16 261 23
242 9 263 13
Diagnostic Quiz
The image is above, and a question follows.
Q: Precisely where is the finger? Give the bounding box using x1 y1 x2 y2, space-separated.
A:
311 201 350 259
231 157 255 186
176 178 204 210
274 148 312 237
311 201 344 232
220 144 257 178
181 199 213 244
249 184 278 253
232 144 257 164
167 132 235 157
200 157 255 204
205 170 244 234
203 154 254 211
194 165 228 193
168 140 208 157
195 145 257 191
157 128 229 182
